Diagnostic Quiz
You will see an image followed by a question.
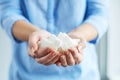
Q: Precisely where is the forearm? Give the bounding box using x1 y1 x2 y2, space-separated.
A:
69 23 98 42
12 20 40 41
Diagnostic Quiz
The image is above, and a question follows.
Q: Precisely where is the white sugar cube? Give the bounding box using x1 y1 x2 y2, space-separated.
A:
39 32 79 52
58 32 79 50
40 34 61 51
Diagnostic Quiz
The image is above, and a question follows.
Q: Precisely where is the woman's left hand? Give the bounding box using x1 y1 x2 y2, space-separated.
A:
56 31 86 67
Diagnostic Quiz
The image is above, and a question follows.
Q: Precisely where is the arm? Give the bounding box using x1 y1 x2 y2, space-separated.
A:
13 20 39 41
68 23 98 42
59 0 109 67
0 0 29 42
69 0 108 43
13 20 60 66
0 0 59 66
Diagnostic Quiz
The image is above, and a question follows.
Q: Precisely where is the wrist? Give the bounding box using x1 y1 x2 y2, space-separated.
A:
28 28 50 42
68 31 85 40
68 31 87 48
27 26 41 41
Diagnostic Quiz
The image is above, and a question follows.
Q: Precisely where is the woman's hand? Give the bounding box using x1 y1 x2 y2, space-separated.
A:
28 30 59 65
57 41 85 67
34 47 59 66
56 31 86 67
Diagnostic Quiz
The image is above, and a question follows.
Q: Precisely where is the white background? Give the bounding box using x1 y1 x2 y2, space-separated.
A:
107 0 120 80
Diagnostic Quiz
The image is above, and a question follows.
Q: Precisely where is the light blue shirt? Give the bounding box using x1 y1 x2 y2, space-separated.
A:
0 0 108 80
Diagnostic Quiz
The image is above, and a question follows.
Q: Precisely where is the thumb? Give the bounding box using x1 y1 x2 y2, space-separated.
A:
28 41 38 57
28 34 40 53
29 40 39 52
78 37 86 49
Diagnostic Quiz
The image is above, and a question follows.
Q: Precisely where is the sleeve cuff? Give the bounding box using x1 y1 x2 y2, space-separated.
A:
84 15 108 44
1 14 29 43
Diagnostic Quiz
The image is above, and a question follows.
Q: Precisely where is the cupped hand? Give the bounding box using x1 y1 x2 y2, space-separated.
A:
56 33 86 67
34 47 60 65
56 45 84 67
28 30 59 65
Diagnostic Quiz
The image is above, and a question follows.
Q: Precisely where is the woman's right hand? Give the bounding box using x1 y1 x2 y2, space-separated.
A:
28 30 59 65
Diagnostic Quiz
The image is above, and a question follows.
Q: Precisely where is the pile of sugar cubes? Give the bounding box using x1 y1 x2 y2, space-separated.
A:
39 32 80 52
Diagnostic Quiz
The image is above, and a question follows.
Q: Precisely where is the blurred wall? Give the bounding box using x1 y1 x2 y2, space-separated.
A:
107 0 120 80
0 28 12 80
97 33 108 80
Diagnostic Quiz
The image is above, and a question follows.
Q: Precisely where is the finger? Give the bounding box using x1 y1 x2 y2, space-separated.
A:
55 53 63 66
60 55 67 67
28 33 41 52
78 37 86 49
35 52 56 64
29 39 39 52
56 62 61 66
77 52 83 64
35 47 54 58
45 55 59 65
55 60 61 66
28 40 39 58
76 46 84 64
68 48 80 64
76 46 81 53
28 47 36 58
65 51 75 66
77 46 83 54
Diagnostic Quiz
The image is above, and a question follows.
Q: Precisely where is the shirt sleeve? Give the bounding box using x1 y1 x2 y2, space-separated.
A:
84 0 109 44
0 0 28 43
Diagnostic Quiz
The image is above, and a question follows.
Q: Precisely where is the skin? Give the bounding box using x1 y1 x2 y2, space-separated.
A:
12 20 98 67
57 23 98 67
56 36 86 67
